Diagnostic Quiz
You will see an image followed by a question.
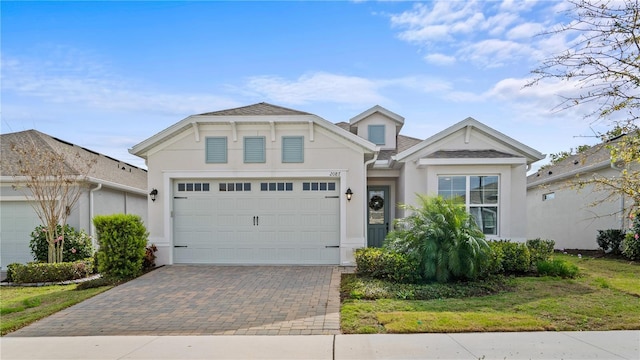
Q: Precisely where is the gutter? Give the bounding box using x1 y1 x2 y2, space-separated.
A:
89 183 102 246
527 159 611 189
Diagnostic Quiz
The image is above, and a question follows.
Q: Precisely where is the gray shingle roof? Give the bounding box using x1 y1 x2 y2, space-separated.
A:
198 102 311 116
426 150 519 159
1 130 147 191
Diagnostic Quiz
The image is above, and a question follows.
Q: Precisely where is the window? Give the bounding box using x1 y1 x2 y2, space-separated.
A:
302 182 336 191
205 137 227 163
177 183 211 192
260 182 293 191
543 192 555 201
244 136 266 163
438 175 499 236
219 183 251 192
282 136 304 163
368 125 385 145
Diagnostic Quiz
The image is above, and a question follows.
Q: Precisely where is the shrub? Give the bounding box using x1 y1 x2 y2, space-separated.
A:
75 276 119 290
536 258 580 278
488 240 531 274
30 224 93 263
596 229 625 254
143 244 158 270
94 214 148 280
8 260 94 283
526 238 555 265
481 241 505 276
622 212 640 261
385 195 490 283
354 248 420 283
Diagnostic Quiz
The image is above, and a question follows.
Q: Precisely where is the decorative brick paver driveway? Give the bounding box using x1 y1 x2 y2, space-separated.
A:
8 266 344 336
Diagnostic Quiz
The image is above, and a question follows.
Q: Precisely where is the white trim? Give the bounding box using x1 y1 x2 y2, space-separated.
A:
395 118 544 163
350 105 405 127
191 122 200 142
464 125 471 144
2 176 146 195
0 196 42 201
417 157 526 167
308 121 314 142
230 121 237 142
162 169 349 265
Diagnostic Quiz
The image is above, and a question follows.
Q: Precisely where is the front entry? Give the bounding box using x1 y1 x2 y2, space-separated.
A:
367 186 389 247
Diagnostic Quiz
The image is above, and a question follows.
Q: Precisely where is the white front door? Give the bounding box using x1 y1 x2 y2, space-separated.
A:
172 179 340 264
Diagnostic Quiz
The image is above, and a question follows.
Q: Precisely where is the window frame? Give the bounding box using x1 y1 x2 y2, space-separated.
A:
368 125 385 145
437 175 500 236
243 136 266 163
205 136 228 164
281 136 304 163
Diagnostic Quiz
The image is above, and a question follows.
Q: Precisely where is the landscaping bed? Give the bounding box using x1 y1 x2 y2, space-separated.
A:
340 254 640 334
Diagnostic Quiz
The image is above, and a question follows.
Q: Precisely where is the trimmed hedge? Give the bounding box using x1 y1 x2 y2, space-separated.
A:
486 240 531 274
354 247 420 284
526 238 555 265
94 214 148 280
6 260 94 284
30 224 93 263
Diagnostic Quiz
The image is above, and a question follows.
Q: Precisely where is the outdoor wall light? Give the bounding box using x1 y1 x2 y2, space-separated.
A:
345 188 353 202
149 188 158 202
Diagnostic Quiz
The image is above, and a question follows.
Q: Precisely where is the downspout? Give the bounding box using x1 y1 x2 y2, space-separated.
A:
363 149 380 247
89 183 102 250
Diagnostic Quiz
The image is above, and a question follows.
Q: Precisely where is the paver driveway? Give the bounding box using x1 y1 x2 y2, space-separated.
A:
8 265 343 336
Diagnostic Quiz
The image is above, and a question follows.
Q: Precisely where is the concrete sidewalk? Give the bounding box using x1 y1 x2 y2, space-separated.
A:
1 331 638 359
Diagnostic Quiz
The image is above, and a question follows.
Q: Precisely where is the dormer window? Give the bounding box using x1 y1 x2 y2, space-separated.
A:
368 125 385 145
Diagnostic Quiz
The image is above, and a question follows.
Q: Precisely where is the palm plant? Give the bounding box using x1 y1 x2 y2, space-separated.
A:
385 195 490 283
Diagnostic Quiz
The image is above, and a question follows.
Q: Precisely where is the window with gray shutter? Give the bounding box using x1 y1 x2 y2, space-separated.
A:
205 137 227 163
282 136 304 163
368 125 385 145
244 136 266 163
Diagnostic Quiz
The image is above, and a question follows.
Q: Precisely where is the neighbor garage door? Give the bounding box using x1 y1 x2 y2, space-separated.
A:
173 179 340 264
1 201 42 268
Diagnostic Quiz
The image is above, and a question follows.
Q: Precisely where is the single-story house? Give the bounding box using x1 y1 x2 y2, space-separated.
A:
0 130 148 268
130 103 544 266
526 135 634 249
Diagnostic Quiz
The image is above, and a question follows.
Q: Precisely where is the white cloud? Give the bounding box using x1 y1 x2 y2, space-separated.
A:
458 39 538 68
424 53 456 65
245 72 386 105
506 22 546 40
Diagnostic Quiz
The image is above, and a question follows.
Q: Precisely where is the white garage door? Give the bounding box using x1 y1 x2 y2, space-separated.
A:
0 201 42 268
173 179 340 264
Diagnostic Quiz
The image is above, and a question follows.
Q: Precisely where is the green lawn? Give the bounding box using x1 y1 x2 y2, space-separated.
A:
0 284 112 335
341 254 640 333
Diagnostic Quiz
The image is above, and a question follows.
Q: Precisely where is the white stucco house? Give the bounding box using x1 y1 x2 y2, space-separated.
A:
0 130 148 268
130 103 544 266
527 135 634 249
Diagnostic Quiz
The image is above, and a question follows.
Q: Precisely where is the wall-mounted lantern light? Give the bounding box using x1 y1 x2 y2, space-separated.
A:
345 188 353 202
149 188 158 202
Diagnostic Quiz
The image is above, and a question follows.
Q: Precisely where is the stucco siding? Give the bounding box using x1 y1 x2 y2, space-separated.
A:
527 167 627 249
354 114 398 150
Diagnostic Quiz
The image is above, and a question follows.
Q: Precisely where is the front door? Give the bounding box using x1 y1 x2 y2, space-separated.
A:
367 186 389 247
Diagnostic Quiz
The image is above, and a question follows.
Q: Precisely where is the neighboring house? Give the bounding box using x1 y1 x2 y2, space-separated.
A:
527 135 633 249
0 130 148 268
130 103 544 266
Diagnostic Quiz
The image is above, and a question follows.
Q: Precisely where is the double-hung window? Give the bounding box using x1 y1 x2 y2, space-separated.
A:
438 175 499 235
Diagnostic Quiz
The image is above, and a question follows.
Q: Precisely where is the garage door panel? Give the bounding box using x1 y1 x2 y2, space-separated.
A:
173 179 339 264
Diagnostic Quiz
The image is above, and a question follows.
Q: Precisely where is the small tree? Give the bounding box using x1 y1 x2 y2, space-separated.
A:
10 133 96 263
385 195 490 283
528 0 640 217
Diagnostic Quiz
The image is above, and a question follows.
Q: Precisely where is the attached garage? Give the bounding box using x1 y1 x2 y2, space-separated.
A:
172 178 340 264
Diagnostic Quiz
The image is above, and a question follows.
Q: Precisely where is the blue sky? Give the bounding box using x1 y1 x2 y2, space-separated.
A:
2 1 611 170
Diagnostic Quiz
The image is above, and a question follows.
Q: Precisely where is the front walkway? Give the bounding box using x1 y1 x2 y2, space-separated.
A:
8 265 345 336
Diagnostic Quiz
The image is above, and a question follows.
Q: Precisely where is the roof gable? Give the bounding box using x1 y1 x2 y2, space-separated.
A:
349 105 404 127
130 103 377 158
394 117 544 164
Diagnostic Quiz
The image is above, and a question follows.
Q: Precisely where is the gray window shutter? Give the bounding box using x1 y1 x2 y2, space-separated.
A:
244 137 266 163
368 125 385 145
206 137 227 163
282 136 304 163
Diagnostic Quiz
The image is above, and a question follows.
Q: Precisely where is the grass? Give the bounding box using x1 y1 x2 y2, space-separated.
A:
0 284 112 335
341 254 640 334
